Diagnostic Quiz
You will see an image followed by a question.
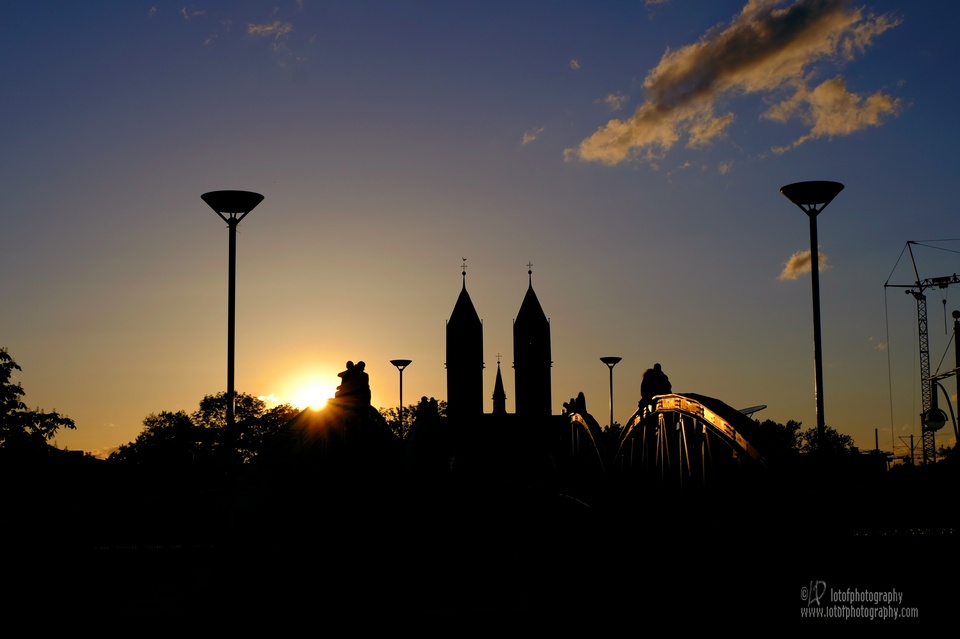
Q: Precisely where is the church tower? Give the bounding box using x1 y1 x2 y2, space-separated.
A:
446 262 483 418
513 265 552 417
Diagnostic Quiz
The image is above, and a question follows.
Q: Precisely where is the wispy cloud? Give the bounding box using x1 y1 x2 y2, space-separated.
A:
569 59 580 70
869 337 887 351
248 19 297 60
148 6 157 19
180 7 206 21
248 21 293 38
779 248 830 280
522 126 546 145
567 0 902 165
602 92 628 112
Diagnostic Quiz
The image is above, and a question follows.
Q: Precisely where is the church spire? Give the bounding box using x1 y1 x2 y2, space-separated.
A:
446 258 484 418
492 354 507 414
514 263 552 417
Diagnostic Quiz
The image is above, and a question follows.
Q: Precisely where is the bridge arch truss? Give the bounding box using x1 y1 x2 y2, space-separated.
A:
614 394 766 491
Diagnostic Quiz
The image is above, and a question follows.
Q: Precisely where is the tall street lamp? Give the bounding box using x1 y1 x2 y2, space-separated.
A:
780 181 843 452
201 190 264 429
600 357 622 431
390 359 412 440
954 310 960 445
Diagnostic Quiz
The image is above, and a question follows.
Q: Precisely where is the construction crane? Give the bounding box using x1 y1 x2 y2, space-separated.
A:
885 241 960 464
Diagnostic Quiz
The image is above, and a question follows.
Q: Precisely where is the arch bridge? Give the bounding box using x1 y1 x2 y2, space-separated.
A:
613 393 767 491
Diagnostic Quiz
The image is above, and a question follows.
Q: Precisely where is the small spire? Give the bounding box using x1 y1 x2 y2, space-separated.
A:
461 257 468 288
526 261 533 287
492 354 507 414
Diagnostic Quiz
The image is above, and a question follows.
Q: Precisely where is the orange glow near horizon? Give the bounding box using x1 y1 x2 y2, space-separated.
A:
263 367 341 410
289 380 337 410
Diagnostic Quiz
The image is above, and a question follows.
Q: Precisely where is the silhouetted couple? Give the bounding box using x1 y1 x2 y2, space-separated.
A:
336 360 371 407
563 392 587 416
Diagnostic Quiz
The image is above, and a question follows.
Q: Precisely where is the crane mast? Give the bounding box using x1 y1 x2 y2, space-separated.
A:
886 242 960 464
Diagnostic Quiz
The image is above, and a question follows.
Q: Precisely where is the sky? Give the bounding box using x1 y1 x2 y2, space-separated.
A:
3 0 960 459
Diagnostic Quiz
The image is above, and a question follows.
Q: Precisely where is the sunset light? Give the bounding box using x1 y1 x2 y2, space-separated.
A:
289 380 337 410
5 1 959 621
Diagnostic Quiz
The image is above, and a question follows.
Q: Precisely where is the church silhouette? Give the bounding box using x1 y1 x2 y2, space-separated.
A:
403 263 607 505
446 264 554 421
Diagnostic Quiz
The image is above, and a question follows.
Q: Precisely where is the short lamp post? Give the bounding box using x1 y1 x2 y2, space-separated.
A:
779 181 843 452
390 359 412 440
600 356 622 431
201 190 264 430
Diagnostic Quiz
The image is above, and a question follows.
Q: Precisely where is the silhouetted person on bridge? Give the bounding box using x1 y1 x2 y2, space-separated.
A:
640 363 672 412
562 392 587 416
335 360 371 408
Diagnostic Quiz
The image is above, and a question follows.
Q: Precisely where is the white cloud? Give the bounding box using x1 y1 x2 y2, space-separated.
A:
770 75 901 152
779 248 830 280
602 92 628 112
567 0 902 165
522 126 546 145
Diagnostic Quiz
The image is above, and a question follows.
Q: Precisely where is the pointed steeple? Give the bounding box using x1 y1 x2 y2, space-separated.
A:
448 261 478 326
513 264 552 417
446 259 484 418
492 355 507 415
516 263 549 327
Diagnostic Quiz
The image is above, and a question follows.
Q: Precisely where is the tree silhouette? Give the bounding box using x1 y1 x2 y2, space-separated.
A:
754 418 803 459
798 424 855 454
379 398 446 440
0 347 75 450
109 392 299 466
109 410 203 466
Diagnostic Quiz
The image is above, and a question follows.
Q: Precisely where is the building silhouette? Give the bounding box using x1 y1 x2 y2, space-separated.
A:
514 267 552 417
445 266 484 419
445 265 554 421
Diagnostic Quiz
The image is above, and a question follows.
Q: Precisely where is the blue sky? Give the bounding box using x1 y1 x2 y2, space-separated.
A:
3 0 959 458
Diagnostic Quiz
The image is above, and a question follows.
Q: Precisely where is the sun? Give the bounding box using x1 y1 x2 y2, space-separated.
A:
290 380 337 410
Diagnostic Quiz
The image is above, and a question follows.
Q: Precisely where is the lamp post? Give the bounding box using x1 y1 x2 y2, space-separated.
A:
201 190 264 430
955 310 960 444
779 181 843 452
390 359 412 440
600 357 622 431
